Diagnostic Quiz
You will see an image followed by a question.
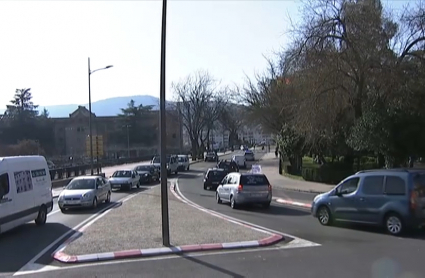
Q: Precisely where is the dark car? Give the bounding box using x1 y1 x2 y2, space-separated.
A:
134 165 159 184
217 160 239 174
204 168 227 190
205 152 218 162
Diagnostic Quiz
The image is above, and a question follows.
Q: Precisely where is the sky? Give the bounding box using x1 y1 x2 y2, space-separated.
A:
0 0 409 110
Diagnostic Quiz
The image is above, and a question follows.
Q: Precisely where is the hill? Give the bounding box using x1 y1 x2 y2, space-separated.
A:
0 95 169 118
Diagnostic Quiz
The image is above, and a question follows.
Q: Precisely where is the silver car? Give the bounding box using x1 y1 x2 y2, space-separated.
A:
58 176 111 212
216 173 272 209
109 170 140 191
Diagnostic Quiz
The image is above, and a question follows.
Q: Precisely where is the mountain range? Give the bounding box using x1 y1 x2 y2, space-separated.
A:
0 95 169 118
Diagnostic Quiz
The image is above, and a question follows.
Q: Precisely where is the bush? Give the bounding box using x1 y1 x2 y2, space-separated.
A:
301 162 354 184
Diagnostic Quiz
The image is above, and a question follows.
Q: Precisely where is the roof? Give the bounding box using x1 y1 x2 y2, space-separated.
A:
0 155 46 164
72 176 98 180
113 169 133 172
355 168 425 175
208 168 225 171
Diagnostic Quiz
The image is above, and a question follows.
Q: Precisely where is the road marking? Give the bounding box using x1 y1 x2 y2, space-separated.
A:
174 179 320 248
13 190 146 277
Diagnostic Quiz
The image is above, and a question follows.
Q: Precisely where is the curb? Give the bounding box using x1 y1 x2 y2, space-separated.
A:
277 187 328 194
52 233 283 263
274 198 312 209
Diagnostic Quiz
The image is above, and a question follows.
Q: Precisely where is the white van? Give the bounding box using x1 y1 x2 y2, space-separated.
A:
177 155 190 171
0 156 53 234
151 155 179 175
232 154 247 169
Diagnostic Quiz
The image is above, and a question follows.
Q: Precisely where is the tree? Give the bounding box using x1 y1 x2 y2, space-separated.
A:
172 70 225 158
117 100 155 146
39 108 49 118
5 88 39 121
218 103 245 148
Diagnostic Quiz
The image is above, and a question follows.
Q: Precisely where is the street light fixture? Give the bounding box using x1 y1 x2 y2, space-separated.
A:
88 58 113 175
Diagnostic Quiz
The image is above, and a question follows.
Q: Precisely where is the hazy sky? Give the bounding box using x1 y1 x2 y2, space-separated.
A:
0 0 408 109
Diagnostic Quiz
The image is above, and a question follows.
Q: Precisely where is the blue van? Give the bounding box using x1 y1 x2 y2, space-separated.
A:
311 169 425 235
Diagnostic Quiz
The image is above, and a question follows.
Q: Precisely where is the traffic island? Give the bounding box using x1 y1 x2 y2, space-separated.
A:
52 180 283 263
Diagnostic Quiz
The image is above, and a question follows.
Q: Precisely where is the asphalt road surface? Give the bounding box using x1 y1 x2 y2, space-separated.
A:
5 151 425 277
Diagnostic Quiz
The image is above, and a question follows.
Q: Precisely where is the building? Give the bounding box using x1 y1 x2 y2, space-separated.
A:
51 106 183 158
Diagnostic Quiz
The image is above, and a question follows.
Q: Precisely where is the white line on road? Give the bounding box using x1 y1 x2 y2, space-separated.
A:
13 190 146 276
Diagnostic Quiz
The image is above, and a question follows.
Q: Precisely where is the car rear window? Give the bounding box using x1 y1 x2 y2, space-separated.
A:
207 171 226 179
240 175 269 186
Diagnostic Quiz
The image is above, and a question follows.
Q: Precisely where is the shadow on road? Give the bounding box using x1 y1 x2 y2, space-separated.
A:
178 253 244 278
0 222 74 275
333 222 425 240
244 204 311 216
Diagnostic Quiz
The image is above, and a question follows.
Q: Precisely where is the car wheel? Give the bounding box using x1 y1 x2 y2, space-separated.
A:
216 192 222 204
105 191 111 203
92 197 98 209
230 195 237 209
385 213 404 236
317 206 332 226
35 206 47 226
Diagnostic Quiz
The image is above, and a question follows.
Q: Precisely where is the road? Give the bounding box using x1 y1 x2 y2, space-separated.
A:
5 151 425 277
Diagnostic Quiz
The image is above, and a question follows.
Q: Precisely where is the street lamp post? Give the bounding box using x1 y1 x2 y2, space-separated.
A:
88 58 113 175
159 0 170 247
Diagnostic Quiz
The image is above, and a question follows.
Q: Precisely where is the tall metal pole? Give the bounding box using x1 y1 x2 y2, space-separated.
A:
88 57 94 175
159 0 170 247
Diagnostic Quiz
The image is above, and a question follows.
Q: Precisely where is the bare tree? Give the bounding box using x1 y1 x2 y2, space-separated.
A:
172 70 225 158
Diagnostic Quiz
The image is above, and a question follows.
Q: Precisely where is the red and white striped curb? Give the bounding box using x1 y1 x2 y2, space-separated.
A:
274 198 312 208
53 234 283 263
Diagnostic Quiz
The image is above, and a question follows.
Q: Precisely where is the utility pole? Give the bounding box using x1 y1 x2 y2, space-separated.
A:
159 0 170 247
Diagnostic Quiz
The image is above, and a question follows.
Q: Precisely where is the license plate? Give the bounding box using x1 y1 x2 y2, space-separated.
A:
251 194 262 197
113 184 121 188
66 200 79 204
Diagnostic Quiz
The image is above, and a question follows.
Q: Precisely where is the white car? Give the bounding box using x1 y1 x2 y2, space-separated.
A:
109 170 140 191
177 155 190 171
58 176 111 212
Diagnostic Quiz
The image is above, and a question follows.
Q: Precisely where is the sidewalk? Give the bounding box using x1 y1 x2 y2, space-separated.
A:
51 151 231 198
258 153 334 194
53 182 282 263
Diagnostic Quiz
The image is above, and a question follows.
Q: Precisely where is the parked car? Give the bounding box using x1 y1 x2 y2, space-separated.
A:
244 150 255 161
216 172 272 209
177 155 190 171
311 169 425 235
134 165 159 184
205 152 218 162
58 176 111 212
204 168 227 190
108 170 140 191
0 156 53 233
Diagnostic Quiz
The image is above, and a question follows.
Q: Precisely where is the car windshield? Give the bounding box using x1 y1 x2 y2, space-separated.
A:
66 179 96 190
240 175 269 186
112 170 132 177
178 157 186 162
135 166 150 171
